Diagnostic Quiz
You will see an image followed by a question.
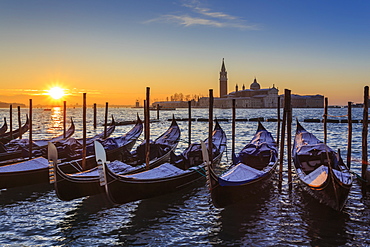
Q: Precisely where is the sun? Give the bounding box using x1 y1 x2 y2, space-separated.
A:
48 87 65 100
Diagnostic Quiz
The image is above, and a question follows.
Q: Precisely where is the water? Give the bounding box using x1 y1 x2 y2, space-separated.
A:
0 107 370 246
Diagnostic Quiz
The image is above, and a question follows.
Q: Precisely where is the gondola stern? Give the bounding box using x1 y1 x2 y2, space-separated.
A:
136 113 142 124
296 119 305 133
257 121 266 132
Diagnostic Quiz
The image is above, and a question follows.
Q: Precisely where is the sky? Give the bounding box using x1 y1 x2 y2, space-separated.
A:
0 0 369 106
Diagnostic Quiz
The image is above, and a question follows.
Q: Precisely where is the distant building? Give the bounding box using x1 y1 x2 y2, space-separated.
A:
152 59 324 108
289 94 324 108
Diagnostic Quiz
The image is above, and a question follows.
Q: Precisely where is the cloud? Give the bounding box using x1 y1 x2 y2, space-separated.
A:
145 0 260 30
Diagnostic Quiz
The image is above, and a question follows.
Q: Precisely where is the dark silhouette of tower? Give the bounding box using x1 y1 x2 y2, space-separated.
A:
219 58 228 98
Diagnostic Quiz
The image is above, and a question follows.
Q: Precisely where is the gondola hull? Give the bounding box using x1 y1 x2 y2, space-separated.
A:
0 118 7 135
292 121 352 211
0 142 136 190
208 161 277 208
0 116 29 144
206 122 278 208
104 166 205 204
53 143 174 201
294 165 352 211
102 120 227 205
0 158 49 189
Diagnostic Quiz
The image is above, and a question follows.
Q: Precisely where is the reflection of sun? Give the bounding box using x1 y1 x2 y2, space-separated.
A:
48 87 65 100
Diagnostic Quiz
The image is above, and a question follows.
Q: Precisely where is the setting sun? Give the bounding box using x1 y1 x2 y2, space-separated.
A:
48 87 65 100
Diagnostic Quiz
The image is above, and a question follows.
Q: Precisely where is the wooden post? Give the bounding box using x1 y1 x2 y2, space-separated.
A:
232 99 236 157
277 96 281 146
324 97 328 144
104 102 108 139
279 95 287 184
347 102 352 169
9 105 13 139
93 103 97 129
285 90 292 185
82 93 87 170
17 106 20 139
145 87 150 170
29 99 33 159
362 86 368 181
157 104 160 120
208 89 213 162
63 101 66 138
143 100 147 146
188 101 191 147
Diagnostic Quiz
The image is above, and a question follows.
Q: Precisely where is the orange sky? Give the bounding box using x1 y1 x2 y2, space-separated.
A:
1 1 369 106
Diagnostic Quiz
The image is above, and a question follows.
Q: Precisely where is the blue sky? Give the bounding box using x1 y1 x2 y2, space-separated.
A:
0 0 369 105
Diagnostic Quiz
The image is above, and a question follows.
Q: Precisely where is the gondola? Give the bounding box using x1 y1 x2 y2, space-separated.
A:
0 117 140 190
0 117 7 135
0 115 29 144
49 117 180 201
50 116 116 161
99 120 226 205
292 121 352 211
0 118 75 163
205 122 278 208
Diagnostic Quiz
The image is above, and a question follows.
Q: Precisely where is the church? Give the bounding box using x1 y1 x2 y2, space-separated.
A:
199 58 280 108
152 59 323 108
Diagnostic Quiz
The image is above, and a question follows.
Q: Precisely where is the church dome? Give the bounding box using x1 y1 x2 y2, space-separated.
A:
250 78 260 90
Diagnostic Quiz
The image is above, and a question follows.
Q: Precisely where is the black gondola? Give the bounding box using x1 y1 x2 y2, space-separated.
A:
99 120 226 205
0 115 29 144
0 117 131 189
205 122 278 208
292 121 353 211
50 117 181 201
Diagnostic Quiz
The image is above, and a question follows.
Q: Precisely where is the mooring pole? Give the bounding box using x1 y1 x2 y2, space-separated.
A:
93 103 97 129
277 96 281 146
362 86 368 182
145 87 151 170
143 100 147 147
324 97 328 144
286 90 292 186
208 89 214 162
63 101 66 138
188 101 191 148
29 99 33 160
232 99 236 157
17 106 21 139
157 104 160 120
9 105 13 139
347 102 352 169
104 102 108 139
279 94 287 184
82 93 87 170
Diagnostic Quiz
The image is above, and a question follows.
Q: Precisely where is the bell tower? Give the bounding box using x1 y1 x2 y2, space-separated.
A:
219 58 228 98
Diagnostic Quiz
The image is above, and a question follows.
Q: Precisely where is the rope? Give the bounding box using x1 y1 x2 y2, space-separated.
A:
194 166 207 177
350 171 368 183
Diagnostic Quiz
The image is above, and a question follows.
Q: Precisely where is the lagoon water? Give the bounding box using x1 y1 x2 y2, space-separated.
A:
0 107 370 246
